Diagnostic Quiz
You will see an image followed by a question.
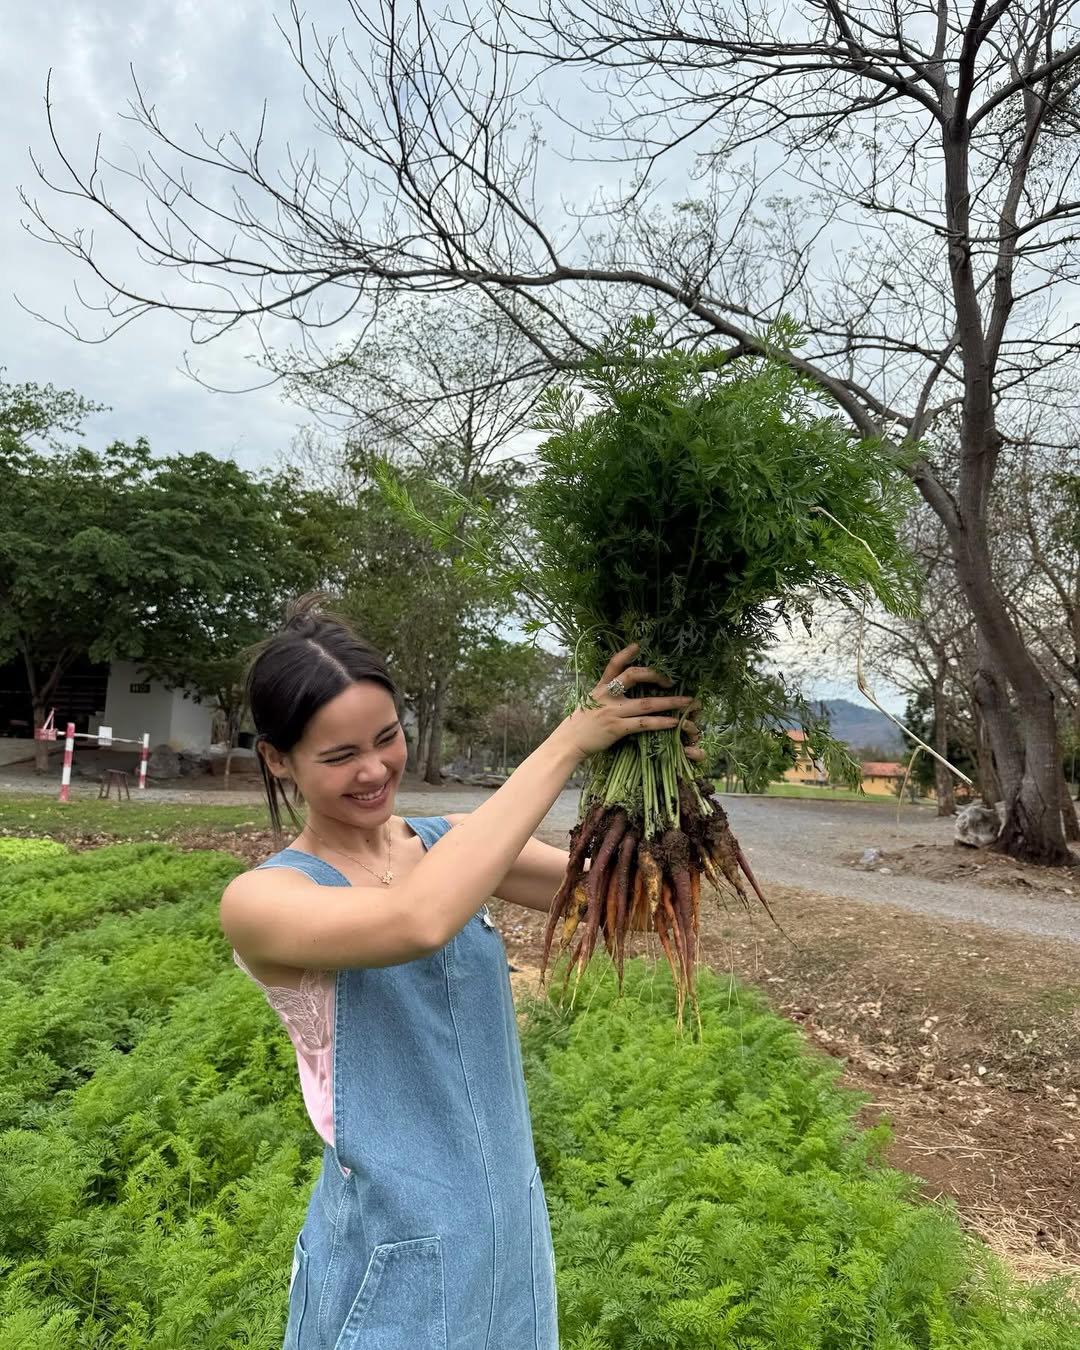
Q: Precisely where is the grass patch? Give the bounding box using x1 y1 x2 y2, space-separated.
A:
1033 986 1080 1014
0 797 267 841
738 783 927 803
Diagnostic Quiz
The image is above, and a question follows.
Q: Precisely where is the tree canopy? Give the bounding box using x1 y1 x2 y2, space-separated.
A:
0 379 347 763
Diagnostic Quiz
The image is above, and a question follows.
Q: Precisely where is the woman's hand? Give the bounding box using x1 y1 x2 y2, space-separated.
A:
558 644 696 760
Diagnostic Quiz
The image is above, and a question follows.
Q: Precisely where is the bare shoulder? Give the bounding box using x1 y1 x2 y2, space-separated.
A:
220 865 318 936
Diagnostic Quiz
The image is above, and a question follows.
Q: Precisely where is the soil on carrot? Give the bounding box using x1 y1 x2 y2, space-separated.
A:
498 838 1080 1282
843 839 1080 901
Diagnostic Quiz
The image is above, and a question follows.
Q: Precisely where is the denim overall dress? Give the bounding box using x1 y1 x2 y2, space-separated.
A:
271 816 559 1350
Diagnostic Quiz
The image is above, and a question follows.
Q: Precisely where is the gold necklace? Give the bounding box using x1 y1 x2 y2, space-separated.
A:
306 822 394 885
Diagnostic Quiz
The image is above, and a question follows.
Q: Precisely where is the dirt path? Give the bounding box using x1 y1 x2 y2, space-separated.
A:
721 795 1080 942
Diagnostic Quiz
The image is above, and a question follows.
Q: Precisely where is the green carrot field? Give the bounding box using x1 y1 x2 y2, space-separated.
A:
1 838 1077 1348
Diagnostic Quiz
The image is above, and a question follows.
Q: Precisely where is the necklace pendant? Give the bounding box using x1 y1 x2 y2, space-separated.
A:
382 870 393 885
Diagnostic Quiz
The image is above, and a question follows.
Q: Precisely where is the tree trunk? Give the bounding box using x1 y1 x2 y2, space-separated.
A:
24 647 71 776
945 532 1072 866
1059 761 1080 843
223 707 241 793
32 701 50 774
984 667 1067 865
415 688 431 778
424 675 448 785
971 701 1002 807
931 677 956 817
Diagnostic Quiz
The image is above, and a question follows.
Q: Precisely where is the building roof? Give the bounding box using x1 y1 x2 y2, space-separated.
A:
862 761 904 777
786 729 808 742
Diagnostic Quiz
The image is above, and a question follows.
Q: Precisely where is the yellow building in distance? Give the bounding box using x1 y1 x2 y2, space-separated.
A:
779 731 927 798
780 730 827 786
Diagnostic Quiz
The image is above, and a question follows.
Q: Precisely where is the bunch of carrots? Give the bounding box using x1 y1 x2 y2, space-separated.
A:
543 777 772 1025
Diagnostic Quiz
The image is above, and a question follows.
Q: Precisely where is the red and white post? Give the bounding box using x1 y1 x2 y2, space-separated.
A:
138 734 150 791
59 722 76 803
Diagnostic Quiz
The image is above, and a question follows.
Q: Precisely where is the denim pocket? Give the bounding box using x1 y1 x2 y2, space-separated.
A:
282 1231 310 1350
336 1235 446 1349
529 1168 559 1349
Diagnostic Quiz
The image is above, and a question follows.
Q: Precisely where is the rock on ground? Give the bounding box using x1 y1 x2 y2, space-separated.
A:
955 802 1001 848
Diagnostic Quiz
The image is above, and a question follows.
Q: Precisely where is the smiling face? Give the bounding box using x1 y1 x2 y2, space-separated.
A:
261 681 408 829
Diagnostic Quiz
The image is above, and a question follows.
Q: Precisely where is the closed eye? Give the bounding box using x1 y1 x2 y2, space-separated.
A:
322 729 399 765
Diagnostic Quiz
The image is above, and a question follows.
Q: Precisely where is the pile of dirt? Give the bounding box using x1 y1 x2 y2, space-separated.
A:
848 840 1080 901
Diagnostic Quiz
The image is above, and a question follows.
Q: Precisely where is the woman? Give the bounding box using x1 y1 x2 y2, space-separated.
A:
220 602 698 1350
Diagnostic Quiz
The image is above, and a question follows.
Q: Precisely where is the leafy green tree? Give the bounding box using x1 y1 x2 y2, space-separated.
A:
0 380 347 772
711 725 797 795
446 637 568 768
132 457 349 781
331 461 518 781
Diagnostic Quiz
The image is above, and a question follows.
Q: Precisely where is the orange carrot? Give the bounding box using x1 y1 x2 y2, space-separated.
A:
628 866 648 931
670 866 696 993
602 865 621 957
578 811 628 974
690 869 701 941
540 803 605 981
652 898 683 1026
660 881 687 1024
561 881 589 948
735 845 777 921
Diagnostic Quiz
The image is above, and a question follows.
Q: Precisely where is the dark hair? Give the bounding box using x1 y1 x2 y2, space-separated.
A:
246 595 401 839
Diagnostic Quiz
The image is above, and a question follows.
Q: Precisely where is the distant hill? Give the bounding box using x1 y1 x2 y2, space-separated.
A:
804 699 905 755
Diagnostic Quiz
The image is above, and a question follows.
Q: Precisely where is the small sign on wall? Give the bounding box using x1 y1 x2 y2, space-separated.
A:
129 683 151 694
97 726 113 747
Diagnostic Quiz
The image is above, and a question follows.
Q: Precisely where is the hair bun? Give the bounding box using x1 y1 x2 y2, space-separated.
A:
283 591 334 633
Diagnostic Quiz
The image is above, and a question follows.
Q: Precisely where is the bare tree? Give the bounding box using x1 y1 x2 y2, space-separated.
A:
22 0 1080 861
808 508 979 815
1000 442 1080 835
278 295 548 471
286 296 544 783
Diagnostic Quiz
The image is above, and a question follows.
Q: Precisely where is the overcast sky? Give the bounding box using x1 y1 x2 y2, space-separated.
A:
3 1 316 467
3 1 909 714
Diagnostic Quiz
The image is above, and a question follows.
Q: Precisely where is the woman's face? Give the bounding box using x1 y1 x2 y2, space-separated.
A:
266 681 408 827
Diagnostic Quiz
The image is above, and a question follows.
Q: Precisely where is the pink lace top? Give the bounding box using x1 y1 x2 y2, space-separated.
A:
232 951 342 1157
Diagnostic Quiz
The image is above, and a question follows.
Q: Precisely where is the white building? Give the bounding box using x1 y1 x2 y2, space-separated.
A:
0 655 215 763
102 661 215 752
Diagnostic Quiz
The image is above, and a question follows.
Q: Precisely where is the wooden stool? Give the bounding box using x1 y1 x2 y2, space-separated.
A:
99 769 132 800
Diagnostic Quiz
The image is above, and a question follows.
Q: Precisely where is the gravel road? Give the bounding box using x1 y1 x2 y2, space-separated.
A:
5 770 1078 945
711 795 1080 945
408 789 1080 945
